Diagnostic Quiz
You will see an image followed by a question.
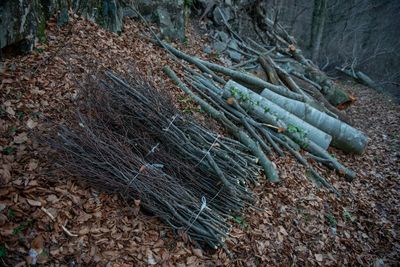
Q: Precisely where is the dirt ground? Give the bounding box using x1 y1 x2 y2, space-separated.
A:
0 16 399 266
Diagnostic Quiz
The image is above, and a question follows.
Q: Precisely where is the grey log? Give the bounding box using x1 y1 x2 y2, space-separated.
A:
260 88 368 154
223 80 332 150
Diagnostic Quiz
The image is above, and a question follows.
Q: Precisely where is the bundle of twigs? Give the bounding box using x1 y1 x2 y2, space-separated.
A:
50 69 261 248
156 35 365 196
164 66 348 195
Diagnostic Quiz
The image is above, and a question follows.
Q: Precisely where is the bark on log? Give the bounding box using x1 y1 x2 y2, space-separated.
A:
197 58 306 101
258 56 280 85
276 46 354 107
304 65 354 107
223 80 333 150
260 87 368 154
290 73 353 124
336 67 382 91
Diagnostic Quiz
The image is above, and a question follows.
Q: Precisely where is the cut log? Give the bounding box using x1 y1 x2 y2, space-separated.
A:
197 58 306 101
260 87 368 154
336 67 382 92
258 56 280 85
275 46 354 107
304 66 355 107
223 80 333 150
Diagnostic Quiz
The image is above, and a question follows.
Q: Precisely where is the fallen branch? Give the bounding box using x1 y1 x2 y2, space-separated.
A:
41 207 78 237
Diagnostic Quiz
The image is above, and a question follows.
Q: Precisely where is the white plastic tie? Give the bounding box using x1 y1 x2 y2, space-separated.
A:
185 196 207 233
163 114 178 132
195 134 219 167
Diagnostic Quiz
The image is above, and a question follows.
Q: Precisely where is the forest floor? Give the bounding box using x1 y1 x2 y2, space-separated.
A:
0 16 399 266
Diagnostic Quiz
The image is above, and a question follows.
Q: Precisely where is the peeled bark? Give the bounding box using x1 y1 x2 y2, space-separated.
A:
223 80 333 150
260 88 368 154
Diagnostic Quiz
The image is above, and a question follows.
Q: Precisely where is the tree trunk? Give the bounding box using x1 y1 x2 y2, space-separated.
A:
309 0 327 62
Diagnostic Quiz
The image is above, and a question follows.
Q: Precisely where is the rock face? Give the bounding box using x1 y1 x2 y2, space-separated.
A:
72 0 123 33
0 0 123 55
0 0 61 55
133 0 186 41
0 0 186 56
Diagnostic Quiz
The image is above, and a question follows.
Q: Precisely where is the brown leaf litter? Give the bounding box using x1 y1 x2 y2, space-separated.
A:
0 15 399 266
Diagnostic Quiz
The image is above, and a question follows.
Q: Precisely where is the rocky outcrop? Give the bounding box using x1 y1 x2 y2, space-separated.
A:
0 0 123 55
0 0 62 55
126 0 186 41
0 0 186 56
72 0 123 33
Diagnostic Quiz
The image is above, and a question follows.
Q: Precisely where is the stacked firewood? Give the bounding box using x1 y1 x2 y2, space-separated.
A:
51 7 368 249
51 70 261 249
157 8 368 195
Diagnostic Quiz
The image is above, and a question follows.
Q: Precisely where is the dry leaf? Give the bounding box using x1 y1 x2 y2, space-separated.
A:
6 106 15 116
14 132 28 144
26 119 38 129
146 249 157 265
2 78 14 84
31 235 44 253
46 194 58 203
0 165 11 184
26 199 42 207
315 254 323 262
139 165 146 172
192 248 203 258
134 199 141 207
226 97 234 105
77 212 92 223
27 159 38 171
186 256 197 265
279 225 288 236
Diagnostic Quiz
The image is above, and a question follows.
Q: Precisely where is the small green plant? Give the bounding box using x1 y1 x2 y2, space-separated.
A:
343 210 355 222
31 111 42 119
37 14 47 44
0 107 5 118
2 146 14 155
238 91 250 102
35 47 45 53
12 219 35 235
230 86 239 97
178 95 202 114
287 124 300 133
232 215 248 229
12 225 25 235
302 141 309 149
213 53 221 60
183 36 189 47
0 244 6 258
263 106 270 113
325 214 337 227
40 250 49 257
287 124 307 140
6 126 17 137
184 0 193 8
17 111 24 120
7 209 16 218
